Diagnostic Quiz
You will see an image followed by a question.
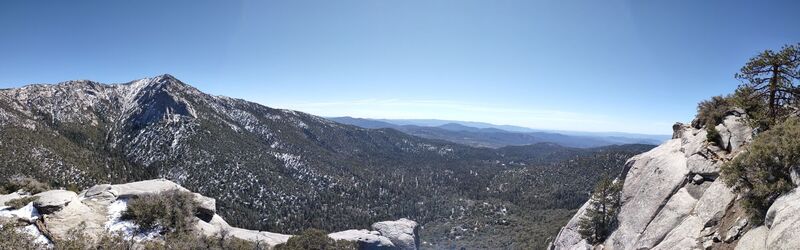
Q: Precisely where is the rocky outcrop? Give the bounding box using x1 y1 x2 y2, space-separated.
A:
764 189 800 249
551 111 765 250
0 179 420 249
604 139 690 249
0 191 27 209
735 226 766 250
329 230 396 249
549 202 593 250
82 179 216 222
32 190 77 214
372 218 420 250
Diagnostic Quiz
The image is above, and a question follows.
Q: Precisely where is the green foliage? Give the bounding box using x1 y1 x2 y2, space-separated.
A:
706 126 721 146
93 234 136 250
578 175 623 244
53 222 263 250
5 196 39 210
734 43 800 124
1 177 51 195
695 95 733 129
143 231 266 250
730 86 771 129
54 222 134 250
722 117 800 225
273 229 356 250
53 222 94 250
121 190 198 234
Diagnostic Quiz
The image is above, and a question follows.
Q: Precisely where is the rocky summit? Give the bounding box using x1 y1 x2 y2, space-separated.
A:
0 179 420 249
550 109 800 249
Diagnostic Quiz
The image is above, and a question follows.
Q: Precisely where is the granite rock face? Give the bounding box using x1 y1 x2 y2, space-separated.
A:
550 111 771 250
764 189 800 249
371 218 420 250
328 229 396 249
33 190 77 214
549 202 593 250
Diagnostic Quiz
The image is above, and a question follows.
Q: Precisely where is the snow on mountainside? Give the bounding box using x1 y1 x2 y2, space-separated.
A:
550 109 800 249
0 74 473 232
0 74 652 248
0 75 651 248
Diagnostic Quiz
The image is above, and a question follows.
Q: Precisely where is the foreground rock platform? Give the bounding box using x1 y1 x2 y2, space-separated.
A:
0 179 420 249
549 110 800 250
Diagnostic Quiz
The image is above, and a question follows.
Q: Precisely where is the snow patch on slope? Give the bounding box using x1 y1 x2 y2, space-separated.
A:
104 199 162 241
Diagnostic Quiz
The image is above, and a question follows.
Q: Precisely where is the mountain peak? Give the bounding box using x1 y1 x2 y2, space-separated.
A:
129 74 187 89
153 73 181 84
120 74 198 102
116 74 197 127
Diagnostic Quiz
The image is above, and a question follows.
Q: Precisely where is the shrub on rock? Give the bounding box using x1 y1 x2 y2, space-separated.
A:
1 177 51 195
695 95 733 129
144 231 265 250
722 117 800 225
5 196 39 210
0 223 44 250
121 189 198 234
706 126 722 146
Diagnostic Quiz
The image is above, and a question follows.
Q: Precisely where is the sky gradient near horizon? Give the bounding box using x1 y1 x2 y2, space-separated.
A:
2 1 800 134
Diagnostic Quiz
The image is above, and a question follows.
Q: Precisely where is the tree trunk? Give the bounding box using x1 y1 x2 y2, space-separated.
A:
769 65 780 121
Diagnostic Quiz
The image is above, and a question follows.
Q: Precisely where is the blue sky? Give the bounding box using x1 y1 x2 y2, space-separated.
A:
1 1 799 134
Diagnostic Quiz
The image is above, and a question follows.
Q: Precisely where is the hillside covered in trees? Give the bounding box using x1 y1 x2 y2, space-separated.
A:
0 75 652 248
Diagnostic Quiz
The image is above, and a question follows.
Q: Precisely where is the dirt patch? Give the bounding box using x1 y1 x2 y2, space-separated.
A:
711 201 748 250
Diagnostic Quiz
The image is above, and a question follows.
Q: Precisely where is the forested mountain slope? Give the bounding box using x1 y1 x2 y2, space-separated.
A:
329 117 666 148
0 75 652 248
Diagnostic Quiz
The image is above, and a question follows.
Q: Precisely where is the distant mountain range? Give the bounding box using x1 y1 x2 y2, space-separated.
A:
328 117 669 148
0 75 654 248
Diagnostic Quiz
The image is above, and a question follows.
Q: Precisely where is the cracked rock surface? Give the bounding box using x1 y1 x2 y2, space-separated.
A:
548 111 800 250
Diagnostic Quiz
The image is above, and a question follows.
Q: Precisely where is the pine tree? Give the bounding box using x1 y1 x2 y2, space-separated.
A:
735 43 800 124
578 175 623 244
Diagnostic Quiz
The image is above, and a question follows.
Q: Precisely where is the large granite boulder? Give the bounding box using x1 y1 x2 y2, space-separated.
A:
736 226 766 250
371 218 420 250
329 229 396 249
33 190 77 214
82 179 216 222
765 189 800 249
691 180 736 226
716 110 753 153
604 139 689 249
42 194 107 241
